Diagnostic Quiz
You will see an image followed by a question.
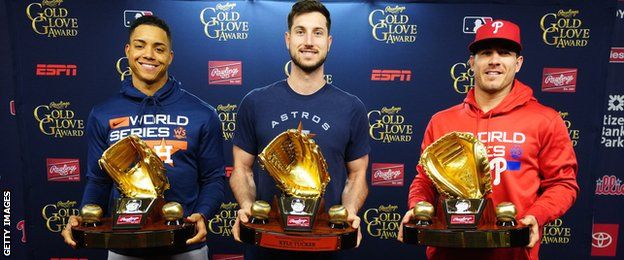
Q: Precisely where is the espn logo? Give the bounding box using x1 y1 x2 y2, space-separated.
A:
371 69 411 82
36 64 77 76
611 47 624 63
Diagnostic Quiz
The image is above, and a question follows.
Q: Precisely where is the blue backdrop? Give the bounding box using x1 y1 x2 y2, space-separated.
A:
1 0 622 259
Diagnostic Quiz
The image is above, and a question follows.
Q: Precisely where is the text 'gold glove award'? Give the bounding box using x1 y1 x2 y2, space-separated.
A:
239 123 357 251
71 135 195 249
402 132 529 248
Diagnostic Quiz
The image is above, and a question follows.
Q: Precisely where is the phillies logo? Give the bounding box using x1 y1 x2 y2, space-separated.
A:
491 21 504 33
116 215 142 225
36 64 77 76
225 166 233 177
371 163 404 186
611 47 624 63
541 68 577 93
595 175 624 195
591 224 619 256
208 61 242 85
46 158 80 182
450 215 475 224
287 216 310 227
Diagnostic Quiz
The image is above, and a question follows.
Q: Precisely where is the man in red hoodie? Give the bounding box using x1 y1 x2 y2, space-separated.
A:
398 20 578 259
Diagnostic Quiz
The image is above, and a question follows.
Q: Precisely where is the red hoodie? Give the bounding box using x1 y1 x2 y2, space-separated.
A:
408 80 579 260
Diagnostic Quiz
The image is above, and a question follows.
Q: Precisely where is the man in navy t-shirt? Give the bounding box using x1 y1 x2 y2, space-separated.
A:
230 0 370 258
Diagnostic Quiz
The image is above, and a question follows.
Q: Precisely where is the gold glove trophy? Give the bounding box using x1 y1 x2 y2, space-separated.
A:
239 123 357 251
402 132 529 248
71 135 195 248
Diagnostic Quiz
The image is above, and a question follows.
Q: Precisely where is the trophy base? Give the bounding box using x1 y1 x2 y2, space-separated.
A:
72 218 196 249
240 215 357 251
403 220 530 248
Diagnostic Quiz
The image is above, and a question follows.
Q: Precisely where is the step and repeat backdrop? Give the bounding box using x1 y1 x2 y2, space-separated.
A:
1 0 622 259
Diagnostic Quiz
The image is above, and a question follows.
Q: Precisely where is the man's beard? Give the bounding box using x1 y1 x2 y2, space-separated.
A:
290 51 327 73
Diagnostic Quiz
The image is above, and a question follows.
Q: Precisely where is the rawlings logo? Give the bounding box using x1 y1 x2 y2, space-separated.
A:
287 216 310 227
374 168 401 180
210 66 239 79
208 61 242 85
49 164 78 176
541 68 577 93
116 215 142 224
450 215 475 224
544 74 574 87
371 163 404 187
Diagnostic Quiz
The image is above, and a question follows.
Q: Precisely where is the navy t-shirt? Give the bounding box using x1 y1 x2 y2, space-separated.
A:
233 79 370 208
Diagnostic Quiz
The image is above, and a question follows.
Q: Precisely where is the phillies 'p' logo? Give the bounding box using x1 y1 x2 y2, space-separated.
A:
492 21 504 33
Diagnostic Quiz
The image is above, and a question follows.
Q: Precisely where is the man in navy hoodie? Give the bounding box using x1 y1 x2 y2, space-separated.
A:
60 15 226 259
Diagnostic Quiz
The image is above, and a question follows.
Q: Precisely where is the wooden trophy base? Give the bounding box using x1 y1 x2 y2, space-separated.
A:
72 219 195 249
240 199 357 252
403 220 530 248
402 198 530 248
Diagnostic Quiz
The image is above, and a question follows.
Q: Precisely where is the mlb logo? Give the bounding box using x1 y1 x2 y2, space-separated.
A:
463 16 493 34
124 10 153 27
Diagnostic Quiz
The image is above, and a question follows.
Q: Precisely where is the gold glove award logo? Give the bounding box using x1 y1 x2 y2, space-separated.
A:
33 101 84 138
450 60 474 94
207 202 238 237
200 2 249 41
368 5 417 44
116 57 131 81
26 0 79 38
560 111 579 147
216 104 237 141
368 106 413 143
41 200 79 232
363 204 401 239
540 9 590 48
542 218 571 244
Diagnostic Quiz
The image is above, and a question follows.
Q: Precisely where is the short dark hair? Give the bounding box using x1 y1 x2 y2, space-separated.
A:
129 15 172 44
288 0 331 32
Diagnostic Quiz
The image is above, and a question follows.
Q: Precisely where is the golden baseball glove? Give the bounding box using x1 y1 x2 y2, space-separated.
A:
419 132 491 199
98 135 170 198
258 125 330 199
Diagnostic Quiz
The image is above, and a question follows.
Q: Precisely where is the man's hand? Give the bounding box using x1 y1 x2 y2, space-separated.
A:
347 211 362 247
232 207 251 242
519 215 539 248
61 215 82 249
186 213 208 245
397 209 414 242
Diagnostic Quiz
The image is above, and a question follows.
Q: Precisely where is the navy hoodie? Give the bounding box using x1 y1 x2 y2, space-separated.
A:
81 76 225 255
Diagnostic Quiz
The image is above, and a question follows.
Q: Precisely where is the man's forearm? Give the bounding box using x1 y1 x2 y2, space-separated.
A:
229 168 256 210
342 176 368 214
